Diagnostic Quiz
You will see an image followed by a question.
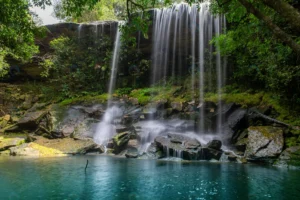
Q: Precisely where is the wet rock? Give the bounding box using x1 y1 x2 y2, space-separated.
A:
171 102 183 112
235 138 248 152
27 103 47 112
155 134 201 160
0 137 25 151
206 140 222 150
61 125 75 137
245 126 284 160
17 110 48 129
115 125 130 133
50 131 64 139
125 147 139 158
146 143 164 159
274 146 300 169
128 97 139 105
127 139 139 148
113 132 130 153
228 154 237 162
198 147 223 160
80 106 104 118
122 115 134 126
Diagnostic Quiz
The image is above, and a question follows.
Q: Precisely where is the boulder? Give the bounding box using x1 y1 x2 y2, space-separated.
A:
115 125 130 133
128 97 139 105
245 126 284 160
171 102 183 112
125 147 139 158
206 140 222 150
198 147 223 160
147 143 164 159
61 125 75 137
274 146 300 169
17 110 48 129
155 133 201 160
113 132 130 153
235 138 248 152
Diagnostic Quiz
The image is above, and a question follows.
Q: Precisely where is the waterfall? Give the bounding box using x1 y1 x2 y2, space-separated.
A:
151 2 226 134
94 22 123 148
78 24 83 41
108 22 122 105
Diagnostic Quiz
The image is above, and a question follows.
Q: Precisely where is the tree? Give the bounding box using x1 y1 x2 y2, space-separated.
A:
0 0 44 77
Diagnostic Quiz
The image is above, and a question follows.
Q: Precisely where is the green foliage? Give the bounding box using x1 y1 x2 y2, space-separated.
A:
0 49 9 77
54 0 126 22
45 34 113 98
116 87 133 96
59 93 108 106
0 0 47 77
211 0 300 108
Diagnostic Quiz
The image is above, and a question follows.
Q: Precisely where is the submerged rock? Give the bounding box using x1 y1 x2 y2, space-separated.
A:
245 126 284 161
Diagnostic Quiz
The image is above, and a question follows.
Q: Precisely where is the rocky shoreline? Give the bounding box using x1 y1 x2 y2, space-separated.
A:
1 83 300 169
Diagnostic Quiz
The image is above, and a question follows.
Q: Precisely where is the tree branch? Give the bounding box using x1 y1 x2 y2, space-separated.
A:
262 0 300 33
237 0 300 56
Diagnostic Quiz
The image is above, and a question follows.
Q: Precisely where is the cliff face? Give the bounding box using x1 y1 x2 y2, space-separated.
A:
39 21 119 54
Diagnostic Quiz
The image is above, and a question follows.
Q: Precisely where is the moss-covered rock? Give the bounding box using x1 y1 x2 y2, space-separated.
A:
113 132 130 153
245 126 284 160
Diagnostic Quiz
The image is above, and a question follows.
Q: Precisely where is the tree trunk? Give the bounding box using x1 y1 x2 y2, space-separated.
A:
262 0 300 33
237 0 300 56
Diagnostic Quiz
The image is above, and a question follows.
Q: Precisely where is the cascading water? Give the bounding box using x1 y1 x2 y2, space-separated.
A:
93 22 123 148
92 3 227 157
151 2 226 135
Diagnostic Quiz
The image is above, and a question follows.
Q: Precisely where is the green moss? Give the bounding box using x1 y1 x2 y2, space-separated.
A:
204 90 299 126
59 94 108 106
128 86 192 105
204 92 263 108
248 126 282 139
285 137 299 148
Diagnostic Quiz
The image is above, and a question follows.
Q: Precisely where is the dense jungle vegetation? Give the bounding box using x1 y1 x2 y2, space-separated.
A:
1 0 300 122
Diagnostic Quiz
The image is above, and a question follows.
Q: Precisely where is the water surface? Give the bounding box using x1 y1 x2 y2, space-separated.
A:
0 156 299 200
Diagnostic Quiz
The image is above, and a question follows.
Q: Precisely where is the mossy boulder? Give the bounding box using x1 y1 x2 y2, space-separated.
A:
245 126 284 160
113 132 130 153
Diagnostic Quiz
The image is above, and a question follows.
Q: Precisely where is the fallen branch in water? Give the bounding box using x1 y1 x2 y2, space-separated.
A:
85 160 89 173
